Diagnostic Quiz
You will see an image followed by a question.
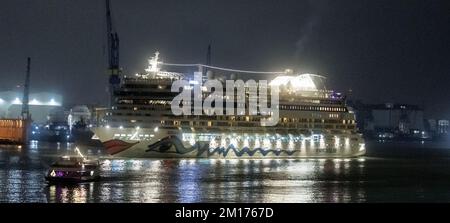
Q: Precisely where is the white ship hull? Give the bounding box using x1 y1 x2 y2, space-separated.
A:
92 127 366 158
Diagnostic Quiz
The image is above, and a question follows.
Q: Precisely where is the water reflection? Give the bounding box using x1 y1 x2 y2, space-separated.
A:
2 169 44 202
40 157 369 203
4 142 450 202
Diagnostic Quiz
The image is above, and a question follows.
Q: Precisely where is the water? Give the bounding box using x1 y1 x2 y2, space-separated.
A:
1 141 450 202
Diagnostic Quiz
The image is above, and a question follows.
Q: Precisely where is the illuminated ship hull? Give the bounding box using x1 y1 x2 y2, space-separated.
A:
92 127 366 158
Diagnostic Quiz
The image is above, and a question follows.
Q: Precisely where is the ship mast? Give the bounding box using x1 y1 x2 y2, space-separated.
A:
105 0 120 107
203 44 211 82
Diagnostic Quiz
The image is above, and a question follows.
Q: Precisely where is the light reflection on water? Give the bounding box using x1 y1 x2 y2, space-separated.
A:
2 142 450 202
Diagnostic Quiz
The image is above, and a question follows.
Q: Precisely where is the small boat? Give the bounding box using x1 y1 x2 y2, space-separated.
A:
45 148 100 183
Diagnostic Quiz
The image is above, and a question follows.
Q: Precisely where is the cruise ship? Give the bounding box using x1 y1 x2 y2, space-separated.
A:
92 52 365 158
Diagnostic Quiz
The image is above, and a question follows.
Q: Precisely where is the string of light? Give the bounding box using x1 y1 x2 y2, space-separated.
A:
160 62 286 74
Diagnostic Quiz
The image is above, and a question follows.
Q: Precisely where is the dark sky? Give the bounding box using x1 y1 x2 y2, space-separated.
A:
1 0 449 118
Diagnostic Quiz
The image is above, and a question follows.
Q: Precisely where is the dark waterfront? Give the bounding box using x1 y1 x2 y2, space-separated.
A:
1 141 450 203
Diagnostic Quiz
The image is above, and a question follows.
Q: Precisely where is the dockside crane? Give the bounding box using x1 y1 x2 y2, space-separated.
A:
105 0 121 106
21 57 31 120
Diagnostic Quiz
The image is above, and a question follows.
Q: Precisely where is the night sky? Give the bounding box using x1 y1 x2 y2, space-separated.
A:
1 0 449 118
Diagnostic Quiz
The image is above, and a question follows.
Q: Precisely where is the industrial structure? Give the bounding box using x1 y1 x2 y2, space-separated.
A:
105 0 121 106
0 91 62 123
0 58 33 144
350 102 429 140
